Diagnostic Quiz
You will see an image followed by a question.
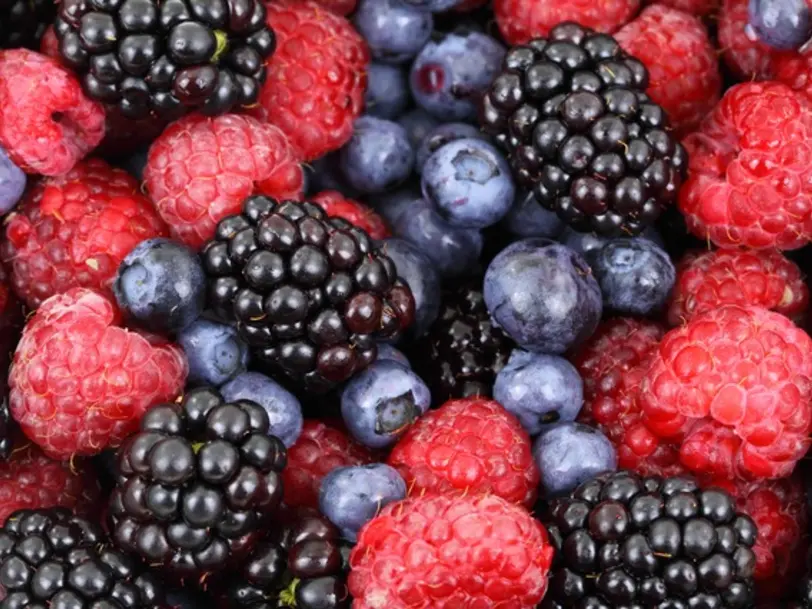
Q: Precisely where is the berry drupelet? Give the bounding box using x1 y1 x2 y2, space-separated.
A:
480 22 688 237
0 0 55 50
540 471 758 609
202 196 415 393
54 0 276 120
0 508 164 609
108 387 288 579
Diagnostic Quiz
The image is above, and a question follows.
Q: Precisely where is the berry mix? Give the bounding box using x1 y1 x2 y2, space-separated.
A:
3 0 812 607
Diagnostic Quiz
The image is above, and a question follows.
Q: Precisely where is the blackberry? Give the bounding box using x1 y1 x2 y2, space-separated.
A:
480 22 687 237
540 471 757 609
0 508 163 609
108 387 287 579
202 196 415 393
0 0 55 50
54 0 275 120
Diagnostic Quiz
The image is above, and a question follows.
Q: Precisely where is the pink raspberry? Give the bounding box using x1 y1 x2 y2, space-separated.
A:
311 190 390 239
718 0 787 80
647 0 719 15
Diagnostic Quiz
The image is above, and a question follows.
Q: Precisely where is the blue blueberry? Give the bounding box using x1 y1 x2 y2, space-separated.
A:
368 185 423 227
341 359 431 449
501 191 563 239
483 239 602 354
592 238 676 316
749 0 811 49
410 32 505 122
0 146 25 216
379 238 442 339
376 343 411 367
220 371 303 447
415 122 486 174
364 63 411 120
533 422 617 497
113 238 205 334
398 0 462 16
397 108 440 148
353 0 433 63
494 349 584 437
559 226 665 268
177 318 249 387
306 153 361 199
422 138 514 228
319 464 407 541
340 116 414 194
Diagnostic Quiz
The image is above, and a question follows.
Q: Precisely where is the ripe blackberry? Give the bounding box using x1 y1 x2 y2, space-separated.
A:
0 507 163 609
54 0 275 120
202 196 415 393
407 279 513 404
480 22 688 237
0 0 55 49
540 471 757 609
108 387 288 579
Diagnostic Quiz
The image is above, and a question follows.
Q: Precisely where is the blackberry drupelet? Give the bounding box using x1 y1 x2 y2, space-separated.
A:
0 508 163 609
480 22 688 237
202 196 415 393
54 0 275 120
0 0 55 49
108 387 288 579
540 471 757 609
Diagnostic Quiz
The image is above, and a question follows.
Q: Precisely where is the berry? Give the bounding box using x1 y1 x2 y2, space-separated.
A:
349 493 554 609
9 288 187 459
396 108 440 149
679 82 812 250
339 116 415 194
0 0 56 50
144 113 304 250
558 224 665 268
282 420 375 509
177 318 250 387
253 1 369 161
502 190 565 239
540 471 758 608
364 63 411 120
375 344 410 367
749 0 812 50
0 146 25 216
773 45 812 106
0 49 105 176
414 122 486 174
352 0 433 64
720 0 783 80
397 0 461 13
109 387 287 578
494 349 584 436
370 187 422 228
319 464 407 541
650 0 720 14
484 239 602 354
641 304 812 481
313 190 390 240
54 0 275 120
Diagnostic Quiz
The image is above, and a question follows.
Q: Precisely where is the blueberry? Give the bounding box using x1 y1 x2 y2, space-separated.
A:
364 63 411 120
113 238 206 334
422 138 514 228
749 0 812 49
341 359 431 449
393 197 483 277
592 238 676 316
306 152 362 199
368 185 423 227
177 318 249 387
494 349 584 436
559 226 665 268
319 464 407 541
483 239 602 354
501 191 564 239
340 116 415 194
397 108 440 148
120 147 149 182
353 0 433 64
414 122 485 173
0 146 26 216
220 371 303 447
533 422 617 497
398 0 462 15
410 32 505 122
376 343 411 368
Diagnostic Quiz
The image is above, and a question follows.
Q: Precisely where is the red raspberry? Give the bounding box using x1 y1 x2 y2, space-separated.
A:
144 113 304 249
253 1 369 161
573 318 685 478
668 249 810 326
290 0 356 14
494 0 640 45
349 493 554 609
39 25 59 59
0 264 22 372
8 288 188 460
773 49 812 106
0 49 105 177
718 0 784 80
1 159 168 310
647 0 719 15
311 190 390 240
282 419 375 509
679 82 812 250
615 5 721 136
640 304 812 482
387 398 539 507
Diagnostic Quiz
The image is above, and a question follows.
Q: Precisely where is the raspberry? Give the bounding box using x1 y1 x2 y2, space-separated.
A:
291 0 356 14
348 493 554 609
282 419 376 509
573 318 685 478
668 249 810 326
679 82 812 250
252 1 369 161
640 304 812 482
1 159 168 310
0 49 105 176
718 0 784 80
774 49 812 106
143 113 304 250
38 24 58 58
388 398 539 507
493 0 640 45
615 4 721 136
0 263 22 372
311 190 390 239
8 288 188 460
647 0 719 15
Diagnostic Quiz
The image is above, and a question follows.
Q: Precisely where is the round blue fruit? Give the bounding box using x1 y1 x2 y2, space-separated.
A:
113 238 206 334
306 152 362 199
0 146 26 216
397 0 460 12
415 122 485 174
369 185 423 227
397 108 440 148
501 191 563 240
340 116 415 194
177 318 249 387
559 226 665 268
749 0 812 49
375 343 411 368
353 0 433 63
483 239 602 354
364 63 411 120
